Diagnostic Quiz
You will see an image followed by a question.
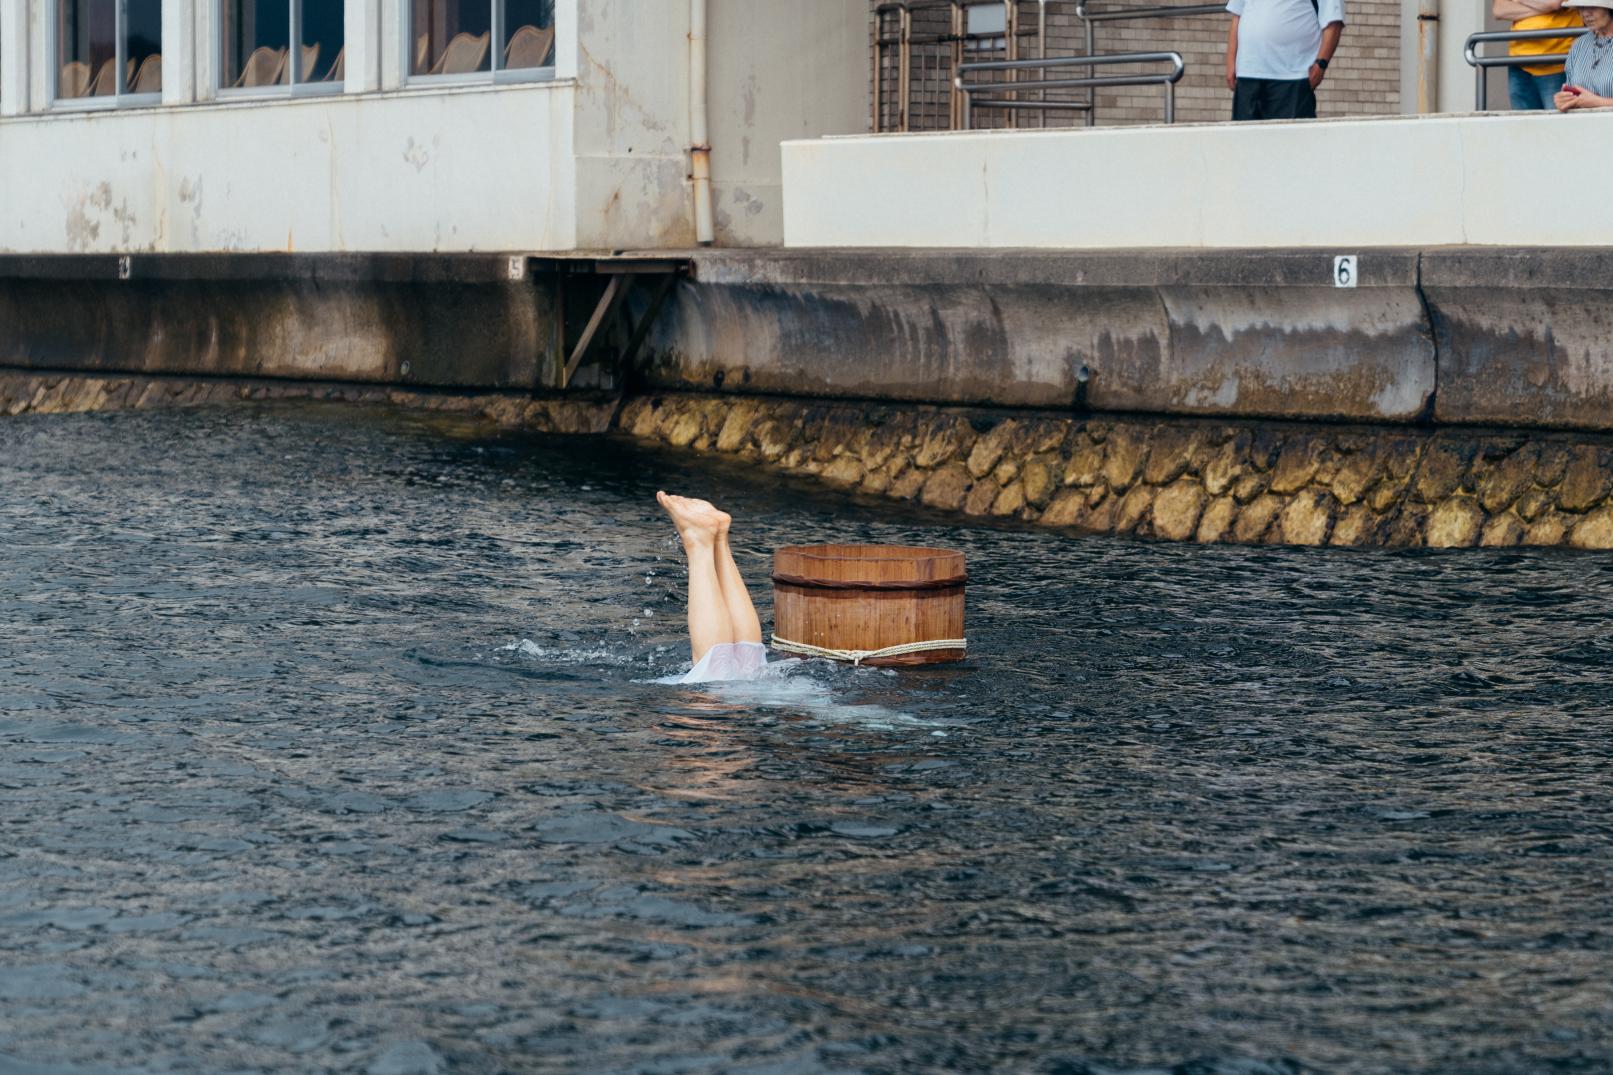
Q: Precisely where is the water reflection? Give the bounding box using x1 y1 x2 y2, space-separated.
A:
1 402 1611 1074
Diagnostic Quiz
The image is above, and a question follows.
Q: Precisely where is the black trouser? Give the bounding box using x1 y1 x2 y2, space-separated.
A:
1232 76 1317 120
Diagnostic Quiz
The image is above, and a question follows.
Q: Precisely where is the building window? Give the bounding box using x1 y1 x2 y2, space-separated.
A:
409 0 553 80
56 0 163 103
221 1 345 92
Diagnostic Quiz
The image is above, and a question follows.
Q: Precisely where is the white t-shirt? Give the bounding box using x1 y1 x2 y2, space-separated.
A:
1227 0 1346 81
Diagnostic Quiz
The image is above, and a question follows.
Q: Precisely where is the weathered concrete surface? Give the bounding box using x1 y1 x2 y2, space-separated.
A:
0 369 616 431
646 248 1436 422
619 392 1613 550
0 255 556 390
1423 249 1613 430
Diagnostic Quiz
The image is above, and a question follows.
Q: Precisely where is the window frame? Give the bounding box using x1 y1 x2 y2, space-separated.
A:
402 0 555 87
50 0 163 110
216 0 345 99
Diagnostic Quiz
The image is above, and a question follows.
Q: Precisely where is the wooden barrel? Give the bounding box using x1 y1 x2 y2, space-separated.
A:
771 544 967 666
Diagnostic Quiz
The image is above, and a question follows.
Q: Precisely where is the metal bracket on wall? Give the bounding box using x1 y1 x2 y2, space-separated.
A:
562 260 685 390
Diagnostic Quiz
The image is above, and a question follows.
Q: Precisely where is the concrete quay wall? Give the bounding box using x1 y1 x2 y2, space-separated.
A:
648 247 1613 433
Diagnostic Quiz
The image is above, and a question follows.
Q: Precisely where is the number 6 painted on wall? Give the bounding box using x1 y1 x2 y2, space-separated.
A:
1334 255 1358 289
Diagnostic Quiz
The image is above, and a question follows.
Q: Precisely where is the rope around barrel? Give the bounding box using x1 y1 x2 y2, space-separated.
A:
770 635 968 666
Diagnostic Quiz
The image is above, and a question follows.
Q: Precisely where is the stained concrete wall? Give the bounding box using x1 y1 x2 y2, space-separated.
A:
647 249 1438 423
782 112 1613 249
0 84 579 254
0 256 558 390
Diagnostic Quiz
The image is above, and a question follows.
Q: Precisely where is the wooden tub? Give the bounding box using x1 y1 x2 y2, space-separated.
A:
770 544 967 666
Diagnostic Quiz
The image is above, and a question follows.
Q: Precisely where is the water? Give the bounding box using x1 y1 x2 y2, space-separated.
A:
2 403 1612 1075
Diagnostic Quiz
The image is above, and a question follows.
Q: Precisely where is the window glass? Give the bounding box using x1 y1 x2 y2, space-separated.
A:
222 0 290 88
500 0 554 70
57 0 117 99
411 0 491 76
301 2 345 82
222 1 346 90
126 0 162 92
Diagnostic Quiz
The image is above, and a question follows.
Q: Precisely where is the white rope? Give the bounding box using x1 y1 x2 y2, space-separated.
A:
770 635 967 666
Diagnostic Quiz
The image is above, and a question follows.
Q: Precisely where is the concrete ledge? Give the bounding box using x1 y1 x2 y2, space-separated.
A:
1423 248 1613 430
782 113 1613 249
0 254 553 389
650 248 1435 422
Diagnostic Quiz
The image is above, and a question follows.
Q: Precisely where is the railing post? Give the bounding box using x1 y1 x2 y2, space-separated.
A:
941 1 954 129
1006 0 1019 129
1083 9 1096 126
1476 53 1487 110
900 6 912 131
1165 80 1175 123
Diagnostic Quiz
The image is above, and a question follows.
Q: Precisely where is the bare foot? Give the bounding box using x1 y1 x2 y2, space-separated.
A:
657 491 730 546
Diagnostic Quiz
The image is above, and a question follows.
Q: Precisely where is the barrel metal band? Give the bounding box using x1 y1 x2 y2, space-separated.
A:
770 635 967 666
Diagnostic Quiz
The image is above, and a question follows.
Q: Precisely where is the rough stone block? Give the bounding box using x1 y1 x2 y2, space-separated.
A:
1196 495 1236 543
1020 459 1056 508
920 463 971 511
1152 480 1206 542
1425 497 1484 548
1268 438 1322 495
1569 506 1613 550
964 478 1000 516
1233 494 1283 543
1102 428 1148 491
991 483 1026 517
1474 444 1537 514
1413 442 1468 503
1556 446 1608 513
1479 514 1525 547
1115 485 1155 533
1278 490 1334 545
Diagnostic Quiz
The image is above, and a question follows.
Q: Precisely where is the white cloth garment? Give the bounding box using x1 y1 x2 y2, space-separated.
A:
1227 0 1346 81
673 641 769 684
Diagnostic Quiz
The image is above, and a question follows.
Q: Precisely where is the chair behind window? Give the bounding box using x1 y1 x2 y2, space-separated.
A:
89 57 120 96
503 24 554 69
296 42 320 81
324 46 345 82
132 54 162 94
234 46 287 88
59 60 91 99
429 31 489 75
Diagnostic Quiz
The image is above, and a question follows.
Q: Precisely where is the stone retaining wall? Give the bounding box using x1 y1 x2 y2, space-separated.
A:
0 371 614 433
10 368 1613 550
618 394 1613 551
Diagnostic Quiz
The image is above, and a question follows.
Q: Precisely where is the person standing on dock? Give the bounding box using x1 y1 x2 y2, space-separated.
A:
1495 0 1581 110
1225 0 1346 120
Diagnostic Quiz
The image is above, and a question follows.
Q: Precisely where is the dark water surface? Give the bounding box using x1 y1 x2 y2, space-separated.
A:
2 404 1611 1075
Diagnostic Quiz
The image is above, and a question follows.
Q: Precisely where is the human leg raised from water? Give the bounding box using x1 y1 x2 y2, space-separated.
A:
657 491 735 664
714 515 763 646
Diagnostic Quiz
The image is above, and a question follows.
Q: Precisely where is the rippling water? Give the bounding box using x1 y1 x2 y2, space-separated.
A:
3 403 1612 1075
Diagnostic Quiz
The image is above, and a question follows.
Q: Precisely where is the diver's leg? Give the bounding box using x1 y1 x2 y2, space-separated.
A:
713 522 763 645
657 492 734 663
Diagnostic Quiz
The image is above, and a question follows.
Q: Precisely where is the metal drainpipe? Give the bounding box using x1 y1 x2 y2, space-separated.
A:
689 0 715 245
1417 0 1440 113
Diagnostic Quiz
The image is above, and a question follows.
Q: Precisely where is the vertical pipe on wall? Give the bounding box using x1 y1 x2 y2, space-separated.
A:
689 0 715 245
1417 0 1440 112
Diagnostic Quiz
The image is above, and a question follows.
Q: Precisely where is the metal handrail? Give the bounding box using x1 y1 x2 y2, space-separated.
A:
956 51 1186 127
1075 2 1226 126
873 0 1047 131
1464 27 1588 110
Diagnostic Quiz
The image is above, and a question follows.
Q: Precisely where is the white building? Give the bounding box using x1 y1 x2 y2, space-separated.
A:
0 0 868 253
0 0 1560 257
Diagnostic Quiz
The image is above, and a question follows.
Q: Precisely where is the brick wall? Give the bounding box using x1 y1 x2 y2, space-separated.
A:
872 0 1401 131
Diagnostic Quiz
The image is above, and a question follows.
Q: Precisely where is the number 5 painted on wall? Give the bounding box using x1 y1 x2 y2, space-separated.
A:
1334 255 1358 289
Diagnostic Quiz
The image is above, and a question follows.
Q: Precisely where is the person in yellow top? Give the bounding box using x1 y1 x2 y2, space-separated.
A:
1497 0 1584 108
